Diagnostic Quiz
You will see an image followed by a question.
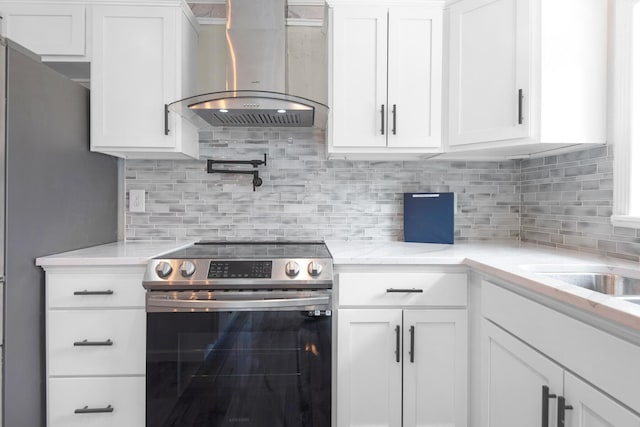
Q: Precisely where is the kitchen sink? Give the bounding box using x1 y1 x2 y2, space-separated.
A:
538 272 640 296
520 265 640 305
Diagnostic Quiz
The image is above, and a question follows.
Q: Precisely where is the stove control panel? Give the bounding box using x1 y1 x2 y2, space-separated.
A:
143 258 333 290
207 261 272 279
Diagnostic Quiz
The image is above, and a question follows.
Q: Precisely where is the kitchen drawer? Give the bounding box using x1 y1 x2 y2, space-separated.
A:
48 376 144 427
48 309 145 376
338 272 467 307
47 268 146 308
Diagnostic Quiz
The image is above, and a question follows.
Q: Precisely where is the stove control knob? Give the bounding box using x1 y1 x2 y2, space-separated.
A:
307 261 323 277
155 261 173 279
180 261 196 278
285 261 300 277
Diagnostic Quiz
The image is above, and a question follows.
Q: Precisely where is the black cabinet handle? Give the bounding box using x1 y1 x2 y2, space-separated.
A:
73 339 113 347
392 104 397 135
542 385 557 427
381 104 385 135
394 325 400 363
409 325 415 363
74 404 114 414
386 288 424 293
74 290 114 296
518 89 524 124
557 396 573 427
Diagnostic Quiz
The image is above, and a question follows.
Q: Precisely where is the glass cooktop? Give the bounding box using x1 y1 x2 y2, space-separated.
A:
159 241 332 260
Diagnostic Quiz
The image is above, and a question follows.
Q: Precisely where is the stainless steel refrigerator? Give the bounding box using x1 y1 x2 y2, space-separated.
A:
0 38 119 427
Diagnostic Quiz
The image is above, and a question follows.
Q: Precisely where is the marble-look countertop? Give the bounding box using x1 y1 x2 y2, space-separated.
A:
35 239 640 331
35 240 195 266
325 240 640 331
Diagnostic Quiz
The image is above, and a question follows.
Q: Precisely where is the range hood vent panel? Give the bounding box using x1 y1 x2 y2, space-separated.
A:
168 91 327 129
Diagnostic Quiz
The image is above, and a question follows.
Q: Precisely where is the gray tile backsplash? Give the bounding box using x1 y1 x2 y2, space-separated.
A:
125 128 520 242
125 130 640 262
520 145 640 262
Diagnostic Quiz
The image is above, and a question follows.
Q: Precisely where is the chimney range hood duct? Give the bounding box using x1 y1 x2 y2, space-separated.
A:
165 0 328 131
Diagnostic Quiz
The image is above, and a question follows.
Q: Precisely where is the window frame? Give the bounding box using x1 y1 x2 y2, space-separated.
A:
612 0 640 228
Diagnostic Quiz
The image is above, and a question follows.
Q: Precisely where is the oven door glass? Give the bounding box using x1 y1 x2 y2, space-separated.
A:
146 311 331 427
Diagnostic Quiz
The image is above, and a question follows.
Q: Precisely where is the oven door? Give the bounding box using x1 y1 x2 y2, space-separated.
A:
146 291 332 427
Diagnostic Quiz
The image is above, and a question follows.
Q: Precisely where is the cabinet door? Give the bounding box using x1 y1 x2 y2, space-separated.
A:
337 309 402 427
330 6 387 148
564 372 640 427
1 4 87 57
91 6 177 152
387 7 442 149
448 0 530 146
403 309 468 427
481 319 564 427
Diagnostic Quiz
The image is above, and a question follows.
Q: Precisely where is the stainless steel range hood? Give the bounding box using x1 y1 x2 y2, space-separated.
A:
166 0 328 130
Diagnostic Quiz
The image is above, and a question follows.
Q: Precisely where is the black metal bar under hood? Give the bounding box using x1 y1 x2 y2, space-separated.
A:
166 0 328 131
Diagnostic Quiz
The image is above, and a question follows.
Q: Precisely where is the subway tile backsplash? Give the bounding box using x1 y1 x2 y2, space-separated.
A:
520 145 640 262
125 128 520 242
125 129 640 262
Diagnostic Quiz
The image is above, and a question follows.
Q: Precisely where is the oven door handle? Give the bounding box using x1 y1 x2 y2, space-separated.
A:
147 295 331 311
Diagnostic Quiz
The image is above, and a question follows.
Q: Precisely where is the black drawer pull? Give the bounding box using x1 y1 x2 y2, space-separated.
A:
557 396 573 427
74 290 114 296
73 339 113 347
394 325 401 363
409 325 415 363
542 385 557 427
392 104 397 135
74 405 114 414
386 288 424 293
518 88 524 124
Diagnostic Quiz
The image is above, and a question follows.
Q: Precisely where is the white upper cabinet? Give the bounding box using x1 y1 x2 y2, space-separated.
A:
387 8 442 149
447 0 608 159
0 1 200 159
90 4 199 159
327 2 443 158
0 3 89 60
448 0 529 146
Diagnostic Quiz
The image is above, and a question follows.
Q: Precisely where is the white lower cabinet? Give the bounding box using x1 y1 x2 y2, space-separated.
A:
483 320 640 427
48 309 145 376
336 269 468 427
403 310 468 427
337 309 403 427
482 319 563 427
44 265 147 427
481 282 640 427
563 372 640 427
48 377 145 427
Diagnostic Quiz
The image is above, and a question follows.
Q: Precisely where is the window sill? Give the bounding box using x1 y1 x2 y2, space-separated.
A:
611 215 640 229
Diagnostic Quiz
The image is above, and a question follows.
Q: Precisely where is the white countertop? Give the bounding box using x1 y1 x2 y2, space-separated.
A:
35 239 640 331
35 240 195 266
325 240 640 331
